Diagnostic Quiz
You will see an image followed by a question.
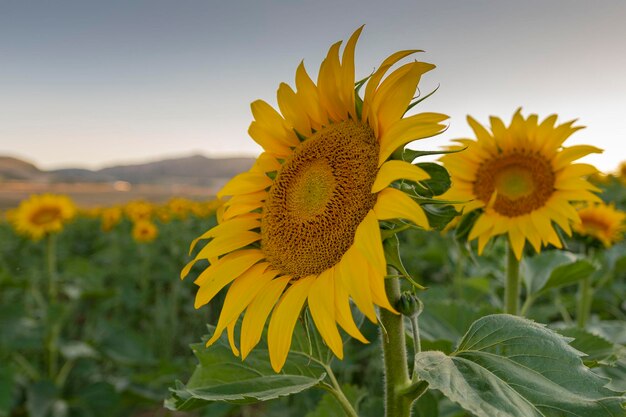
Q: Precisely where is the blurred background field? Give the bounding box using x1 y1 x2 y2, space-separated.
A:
1 160 625 417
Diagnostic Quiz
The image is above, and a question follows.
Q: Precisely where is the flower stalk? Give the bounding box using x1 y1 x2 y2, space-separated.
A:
380 274 413 417
577 277 593 328
505 243 520 315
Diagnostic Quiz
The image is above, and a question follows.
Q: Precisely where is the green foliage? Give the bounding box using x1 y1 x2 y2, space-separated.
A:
167 328 326 411
413 314 626 417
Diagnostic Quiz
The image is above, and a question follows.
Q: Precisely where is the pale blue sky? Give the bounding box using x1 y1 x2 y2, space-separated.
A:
1 0 625 171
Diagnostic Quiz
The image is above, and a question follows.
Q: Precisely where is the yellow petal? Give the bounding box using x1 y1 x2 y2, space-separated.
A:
194 231 260 261
338 247 377 323
371 61 435 136
378 112 448 165
363 49 422 124
248 121 293 157
295 62 324 128
250 100 299 146
508 223 525 260
188 214 260 255
318 41 346 122
468 214 494 241
277 82 311 137
334 274 368 343
194 250 265 307
353 210 386 276
371 160 430 193
373 188 429 229
205 263 276 348
367 263 396 313
227 320 240 357
239 276 291 360
553 145 603 171
340 26 362 119
217 172 272 199
267 276 316 372
308 269 343 359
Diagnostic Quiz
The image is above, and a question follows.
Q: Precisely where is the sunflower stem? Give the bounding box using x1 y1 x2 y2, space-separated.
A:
577 277 593 328
504 243 520 315
45 233 60 380
381 275 413 417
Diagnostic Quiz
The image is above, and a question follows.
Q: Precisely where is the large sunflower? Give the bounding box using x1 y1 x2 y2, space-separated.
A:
441 110 602 259
182 27 448 371
9 194 76 240
573 203 625 247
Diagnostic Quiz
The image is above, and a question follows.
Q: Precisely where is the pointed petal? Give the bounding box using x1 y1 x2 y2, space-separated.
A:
217 172 272 199
338 247 377 323
267 276 316 372
373 187 429 229
205 263 276 347
240 276 291 359
334 274 368 343
353 210 387 276
371 160 430 193
308 269 344 359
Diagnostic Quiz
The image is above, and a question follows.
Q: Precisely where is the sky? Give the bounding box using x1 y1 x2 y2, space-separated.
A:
1 0 625 172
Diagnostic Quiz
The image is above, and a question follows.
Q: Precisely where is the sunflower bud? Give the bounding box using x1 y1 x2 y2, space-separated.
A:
396 292 423 317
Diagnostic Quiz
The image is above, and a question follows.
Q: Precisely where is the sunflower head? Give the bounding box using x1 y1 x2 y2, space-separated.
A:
124 200 153 222
101 206 122 232
9 194 76 241
441 109 602 259
132 220 158 243
182 27 448 371
573 203 626 247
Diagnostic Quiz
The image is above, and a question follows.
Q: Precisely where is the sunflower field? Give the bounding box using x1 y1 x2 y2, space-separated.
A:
2 28 626 417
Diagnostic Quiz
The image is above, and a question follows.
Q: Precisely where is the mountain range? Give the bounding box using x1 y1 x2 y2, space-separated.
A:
0 154 255 187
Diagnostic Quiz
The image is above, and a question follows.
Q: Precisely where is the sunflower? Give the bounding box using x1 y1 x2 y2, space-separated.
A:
10 194 76 240
573 203 625 247
132 220 158 243
441 109 602 259
101 206 122 232
182 27 448 371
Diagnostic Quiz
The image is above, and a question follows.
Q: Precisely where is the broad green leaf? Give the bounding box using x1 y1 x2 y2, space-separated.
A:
26 380 58 417
521 250 596 295
413 390 439 417
555 327 624 367
418 300 498 342
414 314 626 417
305 384 366 417
166 326 326 411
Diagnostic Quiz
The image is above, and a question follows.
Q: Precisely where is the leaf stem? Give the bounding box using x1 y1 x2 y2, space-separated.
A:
504 243 520 315
576 277 592 328
322 364 359 417
380 275 412 417
46 233 59 380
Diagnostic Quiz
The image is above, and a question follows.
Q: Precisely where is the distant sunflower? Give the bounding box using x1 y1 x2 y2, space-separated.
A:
573 203 625 247
10 194 76 240
132 220 158 243
441 110 602 259
182 27 448 371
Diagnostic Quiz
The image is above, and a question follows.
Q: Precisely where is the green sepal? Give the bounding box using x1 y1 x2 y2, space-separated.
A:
402 146 467 163
421 204 460 231
454 209 481 243
410 162 451 197
405 84 440 113
383 235 426 290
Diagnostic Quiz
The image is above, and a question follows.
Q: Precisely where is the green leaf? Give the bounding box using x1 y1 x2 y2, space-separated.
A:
167 327 327 411
521 250 596 295
26 380 58 417
413 390 439 417
418 300 498 343
0 365 14 417
305 384 366 417
555 327 624 367
413 314 626 417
